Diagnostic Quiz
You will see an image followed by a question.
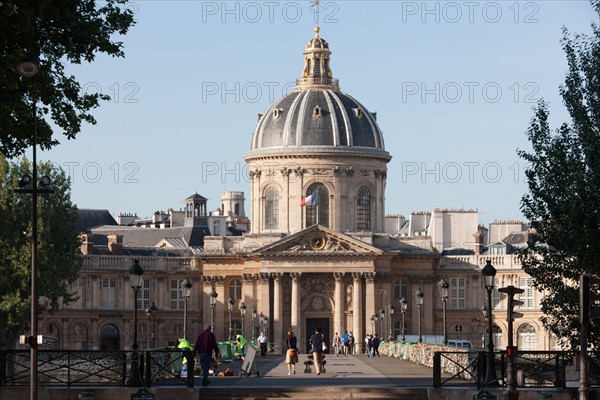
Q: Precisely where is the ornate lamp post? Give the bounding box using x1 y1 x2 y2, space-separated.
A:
399 297 408 341
146 302 159 348
415 288 424 343
252 308 257 340
482 259 499 386
209 288 218 332
127 259 144 386
388 304 395 340
481 304 488 348
181 277 193 340
438 277 449 345
379 308 385 336
227 297 234 341
239 302 247 337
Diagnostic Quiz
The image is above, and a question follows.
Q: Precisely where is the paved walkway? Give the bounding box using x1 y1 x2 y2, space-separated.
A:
194 352 438 388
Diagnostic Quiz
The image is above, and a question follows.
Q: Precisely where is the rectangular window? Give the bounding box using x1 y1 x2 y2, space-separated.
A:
137 279 151 310
102 278 117 309
519 277 535 308
449 278 465 309
213 220 221 235
492 277 500 308
171 279 184 310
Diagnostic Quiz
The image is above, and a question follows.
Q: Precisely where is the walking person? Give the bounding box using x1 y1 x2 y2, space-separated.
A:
348 331 355 355
285 328 298 375
309 326 324 375
258 331 268 357
332 332 342 357
341 330 350 357
372 333 381 357
365 334 373 358
193 324 220 387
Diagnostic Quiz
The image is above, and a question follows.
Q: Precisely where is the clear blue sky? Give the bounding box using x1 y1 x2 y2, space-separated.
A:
41 0 596 226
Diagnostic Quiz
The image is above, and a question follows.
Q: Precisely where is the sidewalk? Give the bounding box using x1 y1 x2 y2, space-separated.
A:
198 352 436 388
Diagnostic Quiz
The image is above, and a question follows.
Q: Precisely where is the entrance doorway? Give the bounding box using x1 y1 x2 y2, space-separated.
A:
305 318 330 353
100 324 120 350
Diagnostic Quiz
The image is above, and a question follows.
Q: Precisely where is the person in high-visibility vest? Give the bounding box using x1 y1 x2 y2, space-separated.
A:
178 338 193 377
234 334 247 359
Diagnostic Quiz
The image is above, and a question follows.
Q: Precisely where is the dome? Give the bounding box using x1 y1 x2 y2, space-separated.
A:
246 26 390 160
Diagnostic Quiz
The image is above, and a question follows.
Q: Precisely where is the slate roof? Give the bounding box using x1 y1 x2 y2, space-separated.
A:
90 225 210 248
77 209 118 232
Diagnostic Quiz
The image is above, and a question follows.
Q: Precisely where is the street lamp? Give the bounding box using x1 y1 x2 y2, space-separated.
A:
481 304 488 348
181 278 193 340
209 288 218 332
15 58 49 400
399 297 408 341
146 302 159 348
438 277 449 345
251 308 257 340
228 297 234 341
239 302 247 337
379 308 385 336
388 304 395 340
415 288 424 343
482 259 498 386
127 259 144 386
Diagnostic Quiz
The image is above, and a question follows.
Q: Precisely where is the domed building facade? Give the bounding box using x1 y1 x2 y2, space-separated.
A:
245 26 391 234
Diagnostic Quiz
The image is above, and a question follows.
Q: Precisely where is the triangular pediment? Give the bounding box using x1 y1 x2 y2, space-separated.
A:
255 225 383 255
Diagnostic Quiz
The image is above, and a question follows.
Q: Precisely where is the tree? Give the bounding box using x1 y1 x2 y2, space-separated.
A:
518 1 600 350
0 155 82 348
0 0 135 158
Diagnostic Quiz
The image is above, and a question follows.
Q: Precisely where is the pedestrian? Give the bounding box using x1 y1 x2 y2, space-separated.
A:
332 332 342 356
258 331 268 357
372 333 381 357
348 331 355 355
309 326 324 375
341 330 350 357
365 334 373 358
285 328 298 375
193 324 220 387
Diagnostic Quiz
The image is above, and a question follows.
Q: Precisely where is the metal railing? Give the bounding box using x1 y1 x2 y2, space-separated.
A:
0 349 195 388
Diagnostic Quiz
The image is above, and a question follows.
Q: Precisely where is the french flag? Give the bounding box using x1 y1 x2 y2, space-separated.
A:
300 192 318 207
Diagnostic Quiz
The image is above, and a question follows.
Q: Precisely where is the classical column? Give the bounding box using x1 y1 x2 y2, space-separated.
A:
290 273 301 341
352 273 363 353
365 273 376 329
214 277 225 340
334 273 345 334
273 273 283 352
258 273 271 343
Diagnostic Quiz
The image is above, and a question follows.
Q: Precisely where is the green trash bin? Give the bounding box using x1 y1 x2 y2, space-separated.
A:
218 342 233 361
166 347 183 375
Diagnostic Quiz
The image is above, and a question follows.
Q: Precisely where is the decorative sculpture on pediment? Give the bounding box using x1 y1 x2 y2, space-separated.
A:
310 168 331 176
288 236 311 252
332 166 341 177
359 169 370 177
323 237 354 253
293 166 305 177
281 168 291 177
345 167 355 177
374 169 387 179
248 169 262 179
264 169 276 177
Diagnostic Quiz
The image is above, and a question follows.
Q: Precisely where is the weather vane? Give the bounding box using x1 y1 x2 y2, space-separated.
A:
311 0 320 25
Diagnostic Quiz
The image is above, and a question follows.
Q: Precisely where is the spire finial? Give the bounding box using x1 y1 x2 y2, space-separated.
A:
314 24 320 36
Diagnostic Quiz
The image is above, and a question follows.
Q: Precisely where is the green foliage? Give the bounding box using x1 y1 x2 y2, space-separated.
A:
518 1 600 350
0 155 82 348
0 0 135 158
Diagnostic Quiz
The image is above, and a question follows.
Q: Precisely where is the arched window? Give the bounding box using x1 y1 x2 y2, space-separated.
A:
305 183 329 227
492 324 503 349
234 203 240 216
518 324 537 350
229 279 242 300
314 57 321 76
356 186 371 230
264 187 279 230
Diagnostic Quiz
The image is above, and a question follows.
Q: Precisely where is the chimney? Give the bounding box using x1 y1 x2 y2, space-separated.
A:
473 227 485 255
107 232 123 255
80 233 94 255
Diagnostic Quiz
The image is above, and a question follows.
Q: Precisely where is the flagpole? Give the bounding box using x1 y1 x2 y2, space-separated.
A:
316 189 319 225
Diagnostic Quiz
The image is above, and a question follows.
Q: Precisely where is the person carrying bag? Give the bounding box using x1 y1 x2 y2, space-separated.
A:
285 328 298 375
